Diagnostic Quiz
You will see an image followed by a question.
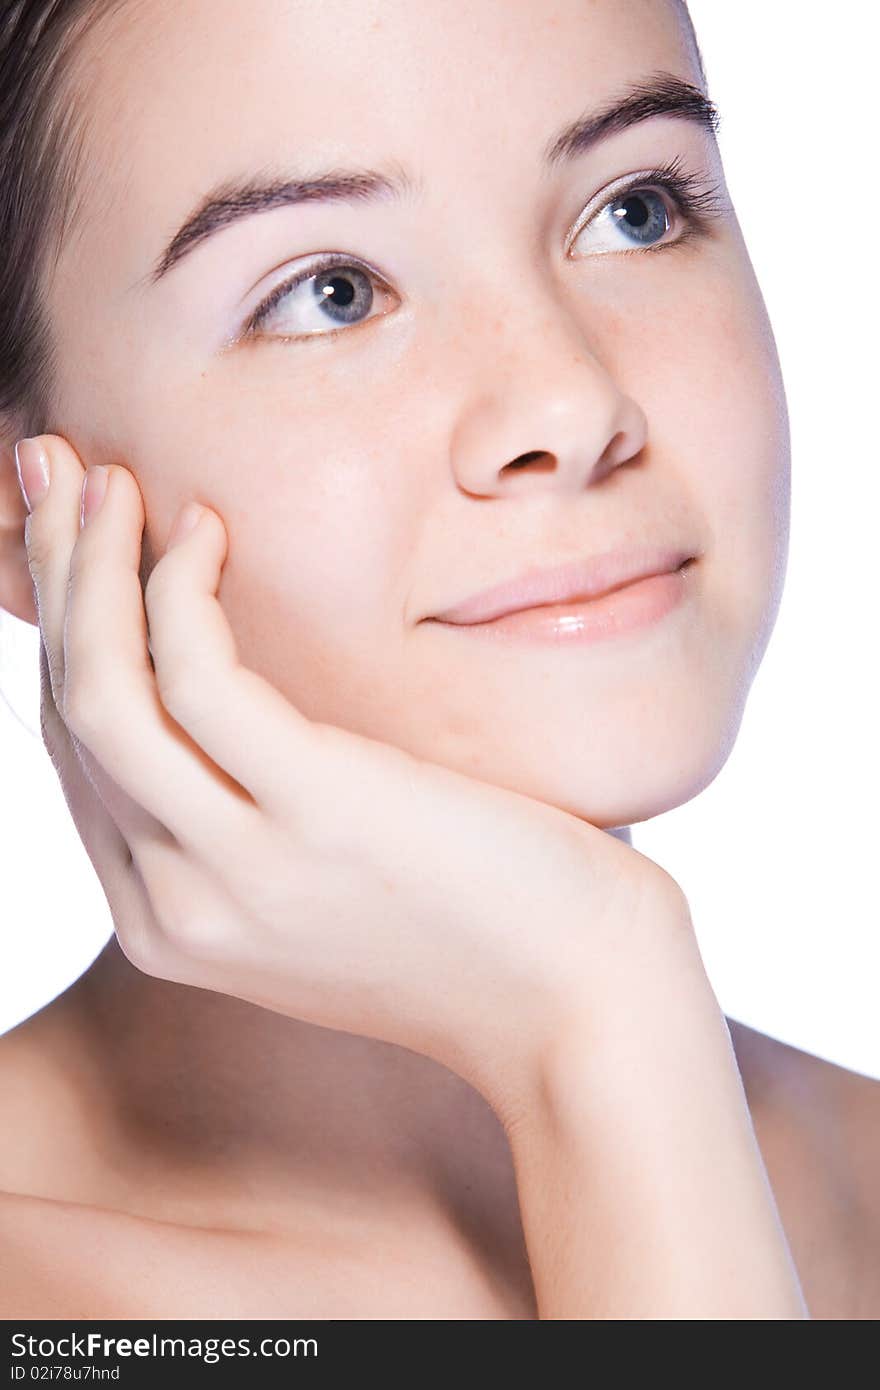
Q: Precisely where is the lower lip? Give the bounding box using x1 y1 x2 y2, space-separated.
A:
428 560 696 644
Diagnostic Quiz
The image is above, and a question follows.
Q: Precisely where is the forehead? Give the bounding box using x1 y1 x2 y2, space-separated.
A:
63 0 695 271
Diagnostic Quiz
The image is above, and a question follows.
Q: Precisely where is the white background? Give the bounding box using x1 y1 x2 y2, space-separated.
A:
1 1 877 1075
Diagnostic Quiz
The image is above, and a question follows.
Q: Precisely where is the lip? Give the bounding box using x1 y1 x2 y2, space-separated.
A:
425 545 696 625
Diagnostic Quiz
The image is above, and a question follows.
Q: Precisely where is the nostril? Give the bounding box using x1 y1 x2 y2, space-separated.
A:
503 450 553 472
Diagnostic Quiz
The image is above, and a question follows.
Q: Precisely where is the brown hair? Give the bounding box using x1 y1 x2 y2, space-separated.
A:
0 0 125 443
0 1 127 736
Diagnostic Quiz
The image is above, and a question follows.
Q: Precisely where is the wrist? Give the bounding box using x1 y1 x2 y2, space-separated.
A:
476 871 706 1134
494 948 808 1319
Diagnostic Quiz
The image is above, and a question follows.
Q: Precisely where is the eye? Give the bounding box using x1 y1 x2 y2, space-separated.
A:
573 184 676 255
569 160 727 258
243 255 399 343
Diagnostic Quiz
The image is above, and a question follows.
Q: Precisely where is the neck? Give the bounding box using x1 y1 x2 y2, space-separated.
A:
58 937 500 1227
34 821 634 1244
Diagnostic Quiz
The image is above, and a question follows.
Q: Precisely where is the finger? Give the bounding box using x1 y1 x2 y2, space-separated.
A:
18 435 83 710
122 821 256 971
41 625 233 987
54 441 265 862
37 637 161 909
30 501 183 905
143 495 333 819
20 435 177 861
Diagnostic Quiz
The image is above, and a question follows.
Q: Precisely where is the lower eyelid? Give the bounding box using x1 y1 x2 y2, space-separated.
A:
246 287 400 348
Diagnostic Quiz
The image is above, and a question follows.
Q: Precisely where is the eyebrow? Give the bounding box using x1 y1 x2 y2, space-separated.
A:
141 71 719 289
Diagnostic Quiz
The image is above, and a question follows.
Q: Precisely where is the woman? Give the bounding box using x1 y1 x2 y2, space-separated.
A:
0 0 875 1319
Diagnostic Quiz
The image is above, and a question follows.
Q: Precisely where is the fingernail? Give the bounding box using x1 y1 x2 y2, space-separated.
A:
167 501 203 549
14 437 50 513
80 465 109 528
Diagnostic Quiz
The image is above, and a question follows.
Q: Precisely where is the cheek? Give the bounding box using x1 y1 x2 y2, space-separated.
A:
705 303 789 677
642 242 791 674
210 436 420 732
58 343 427 737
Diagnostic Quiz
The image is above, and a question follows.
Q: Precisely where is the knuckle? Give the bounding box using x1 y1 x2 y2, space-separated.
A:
114 925 161 977
117 882 193 982
115 924 183 982
634 857 692 934
140 871 208 962
155 906 215 964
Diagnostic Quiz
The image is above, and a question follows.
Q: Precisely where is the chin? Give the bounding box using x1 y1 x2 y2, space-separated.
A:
415 694 748 834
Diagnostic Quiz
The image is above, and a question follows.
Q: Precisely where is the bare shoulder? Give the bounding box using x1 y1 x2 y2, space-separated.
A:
0 1189 106 1319
728 1016 880 1318
0 1183 308 1319
0 1010 157 1318
0 1184 528 1321
0 1008 134 1318
0 1186 266 1319
0 1002 98 1208
727 1016 880 1162
0 1022 528 1320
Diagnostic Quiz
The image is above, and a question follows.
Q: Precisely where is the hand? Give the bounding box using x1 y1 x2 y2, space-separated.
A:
18 435 689 1113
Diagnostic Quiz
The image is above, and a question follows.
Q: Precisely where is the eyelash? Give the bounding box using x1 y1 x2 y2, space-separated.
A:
570 154 727 253
242 155 727 343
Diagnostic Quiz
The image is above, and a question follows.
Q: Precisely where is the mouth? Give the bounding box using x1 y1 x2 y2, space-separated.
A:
424 557 698 645
425 547 697 626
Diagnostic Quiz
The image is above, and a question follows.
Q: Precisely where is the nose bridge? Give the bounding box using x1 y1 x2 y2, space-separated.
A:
426 150 608 378
442 214 628 394
490 290 608 397
439 246 645 481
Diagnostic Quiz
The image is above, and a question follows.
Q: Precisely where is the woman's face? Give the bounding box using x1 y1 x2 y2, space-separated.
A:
45 0 789 829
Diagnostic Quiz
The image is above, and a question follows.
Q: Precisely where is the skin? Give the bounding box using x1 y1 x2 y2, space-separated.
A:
0 0 877 1317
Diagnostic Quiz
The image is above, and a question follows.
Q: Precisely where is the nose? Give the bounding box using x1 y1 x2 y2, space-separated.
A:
447 292 648 498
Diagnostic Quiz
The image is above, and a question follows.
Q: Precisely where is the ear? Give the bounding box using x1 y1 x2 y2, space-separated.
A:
0 428 39 626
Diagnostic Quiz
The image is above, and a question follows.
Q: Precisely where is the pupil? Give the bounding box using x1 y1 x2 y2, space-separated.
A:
623 195 649 228
325 274 355 307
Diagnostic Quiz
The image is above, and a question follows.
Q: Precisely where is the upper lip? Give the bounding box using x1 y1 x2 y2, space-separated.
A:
426 545 695 625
